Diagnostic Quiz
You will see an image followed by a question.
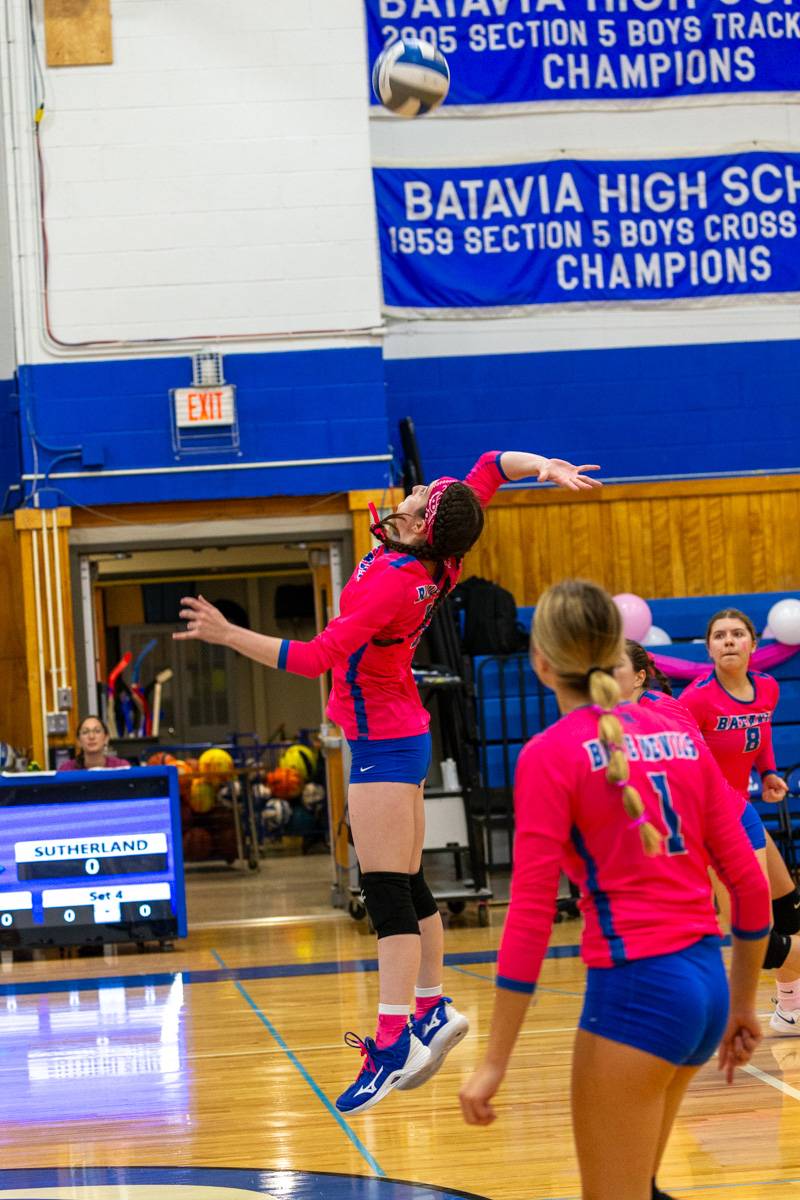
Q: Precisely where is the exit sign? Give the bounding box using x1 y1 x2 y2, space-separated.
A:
173 386 236 428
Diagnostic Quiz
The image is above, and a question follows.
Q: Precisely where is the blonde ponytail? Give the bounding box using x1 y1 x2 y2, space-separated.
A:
588 668 663 858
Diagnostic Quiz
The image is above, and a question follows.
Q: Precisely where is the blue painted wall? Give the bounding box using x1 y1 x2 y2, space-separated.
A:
18 346 393 507
11 337 800 509
0 379 20 510
385 339 800 484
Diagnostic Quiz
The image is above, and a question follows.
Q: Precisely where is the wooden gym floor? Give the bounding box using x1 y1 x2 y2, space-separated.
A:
1 862 800 1200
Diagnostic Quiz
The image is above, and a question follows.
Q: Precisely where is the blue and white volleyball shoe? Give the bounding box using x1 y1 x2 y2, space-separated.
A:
396 997 469 1090
335 1026 430 1114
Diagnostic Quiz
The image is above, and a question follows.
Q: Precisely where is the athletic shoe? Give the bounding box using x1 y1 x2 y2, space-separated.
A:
396 997 469 1090
335 1026 430 1114
769 1003 800 1036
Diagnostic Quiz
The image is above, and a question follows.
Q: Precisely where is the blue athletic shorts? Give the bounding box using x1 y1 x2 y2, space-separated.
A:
579 936 729 1066
348 733 432 786
741 800 767 851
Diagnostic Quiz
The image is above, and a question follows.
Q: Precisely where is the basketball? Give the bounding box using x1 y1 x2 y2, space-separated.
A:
182 826 213 862
198 746 235 783
371 38 450 119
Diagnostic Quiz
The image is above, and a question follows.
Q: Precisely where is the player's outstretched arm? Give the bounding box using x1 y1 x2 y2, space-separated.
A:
174 595 282 669
499 451 602 491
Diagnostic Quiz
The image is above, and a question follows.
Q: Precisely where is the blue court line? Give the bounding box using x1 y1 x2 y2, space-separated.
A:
447 962 584 998
0 947 547 998
0 937 732 999
210 948 385 1179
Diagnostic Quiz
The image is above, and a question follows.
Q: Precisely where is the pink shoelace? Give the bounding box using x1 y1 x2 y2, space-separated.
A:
344 1031 376 1076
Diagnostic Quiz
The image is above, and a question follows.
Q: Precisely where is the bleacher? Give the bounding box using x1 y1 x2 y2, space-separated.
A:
470 590 800 869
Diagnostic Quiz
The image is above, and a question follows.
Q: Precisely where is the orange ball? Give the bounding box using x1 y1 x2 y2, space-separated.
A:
267 766 303 800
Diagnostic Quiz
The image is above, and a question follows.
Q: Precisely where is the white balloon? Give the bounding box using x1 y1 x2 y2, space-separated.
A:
642 625 672 646
762 623 775 639
767 598 800 646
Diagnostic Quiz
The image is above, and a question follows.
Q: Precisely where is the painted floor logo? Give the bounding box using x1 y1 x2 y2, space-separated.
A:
0 1167 490 1200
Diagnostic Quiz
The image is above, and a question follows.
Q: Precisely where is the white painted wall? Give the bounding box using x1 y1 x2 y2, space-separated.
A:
0 0 383 360
372 89 800 360
0 82 15 378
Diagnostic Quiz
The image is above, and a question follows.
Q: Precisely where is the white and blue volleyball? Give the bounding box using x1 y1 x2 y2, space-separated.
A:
372 38 450 118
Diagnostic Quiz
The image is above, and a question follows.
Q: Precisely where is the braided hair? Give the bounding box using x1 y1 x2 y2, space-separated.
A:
533 580 663 858
625 639 674 696
371 482 485 632
373 482 484 564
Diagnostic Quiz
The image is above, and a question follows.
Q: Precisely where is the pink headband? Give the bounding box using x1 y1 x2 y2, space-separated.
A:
423 477 458 544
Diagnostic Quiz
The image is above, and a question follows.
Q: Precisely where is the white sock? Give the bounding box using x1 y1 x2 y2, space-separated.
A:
777 980 800 1011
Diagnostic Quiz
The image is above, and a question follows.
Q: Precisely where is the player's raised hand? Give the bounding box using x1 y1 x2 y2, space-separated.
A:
537 458 602 491
173 595 231 645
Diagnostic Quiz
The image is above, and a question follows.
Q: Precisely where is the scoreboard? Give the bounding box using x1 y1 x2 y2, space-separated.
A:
0 766 187 948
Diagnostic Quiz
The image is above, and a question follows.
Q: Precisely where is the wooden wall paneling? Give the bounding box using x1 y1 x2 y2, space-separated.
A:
0 519 32 754
44 0 113 67
726 493 753 593
459 475 800 605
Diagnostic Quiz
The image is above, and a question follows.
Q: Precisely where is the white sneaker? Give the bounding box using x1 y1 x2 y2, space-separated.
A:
395 997 469 1091
769 1003 800 1036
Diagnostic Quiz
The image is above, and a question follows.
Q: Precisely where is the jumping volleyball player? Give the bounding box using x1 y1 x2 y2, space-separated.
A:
680 609 800 1036
175 450 601 1113
459 581 769 1200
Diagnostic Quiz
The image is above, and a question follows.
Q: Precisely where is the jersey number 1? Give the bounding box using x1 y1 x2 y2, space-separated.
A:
647 772 687 856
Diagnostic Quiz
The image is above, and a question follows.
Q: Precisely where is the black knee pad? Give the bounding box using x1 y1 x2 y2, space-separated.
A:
409 867 438 922
360 872 419 939
773 888 800 935
763 928 792 970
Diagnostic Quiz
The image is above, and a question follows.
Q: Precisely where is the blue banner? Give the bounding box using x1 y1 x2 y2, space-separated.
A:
366 1 800 108
372 150 800 310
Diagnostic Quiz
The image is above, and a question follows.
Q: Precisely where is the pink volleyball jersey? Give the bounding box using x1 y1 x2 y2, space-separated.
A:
680 670 780 799
640 687 747 818
277 452 509 740
496 703 770 993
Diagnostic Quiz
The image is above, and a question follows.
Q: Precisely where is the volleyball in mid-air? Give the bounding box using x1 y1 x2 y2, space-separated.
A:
372 38 450 118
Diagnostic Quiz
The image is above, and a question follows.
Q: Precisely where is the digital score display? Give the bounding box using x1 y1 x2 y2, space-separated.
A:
0 767 187 948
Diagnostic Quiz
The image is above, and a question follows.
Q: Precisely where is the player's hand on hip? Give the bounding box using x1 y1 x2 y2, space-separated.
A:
762 774 789 804
537 458 602 491
718 1009 762 1084
459 1062 504 1125
174 595 231 645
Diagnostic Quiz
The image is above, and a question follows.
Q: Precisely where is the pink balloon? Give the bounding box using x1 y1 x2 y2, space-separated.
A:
762 623 775 639
613 593 653 642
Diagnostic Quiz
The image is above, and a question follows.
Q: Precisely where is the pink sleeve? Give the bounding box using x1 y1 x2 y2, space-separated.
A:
280 563 407 679
700 747 771 939
496 739 571 993
679 683 704 726
462 452 510 509
755 677 780 778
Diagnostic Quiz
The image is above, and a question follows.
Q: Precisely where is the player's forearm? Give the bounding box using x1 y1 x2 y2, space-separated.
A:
223 624 283 669
728 933 769 1013
498 452 549 481
482 987 532 1069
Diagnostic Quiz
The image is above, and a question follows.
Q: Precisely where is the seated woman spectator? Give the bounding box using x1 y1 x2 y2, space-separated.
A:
57 716 130 771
